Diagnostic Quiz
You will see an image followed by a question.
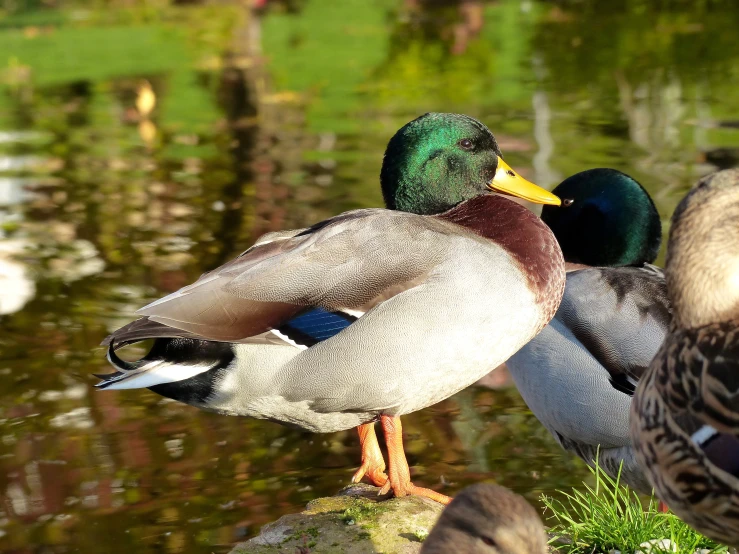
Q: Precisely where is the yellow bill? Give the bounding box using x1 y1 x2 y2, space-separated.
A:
488 159 561 206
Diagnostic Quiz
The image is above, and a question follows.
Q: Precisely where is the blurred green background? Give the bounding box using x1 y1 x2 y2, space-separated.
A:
0 0 738 552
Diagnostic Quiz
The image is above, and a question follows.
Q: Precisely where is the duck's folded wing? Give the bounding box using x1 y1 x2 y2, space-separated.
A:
653 324 739 477
558 265 671 394
102 318 208 348
106 209 450 344
508 318 636 448
661 323 739 435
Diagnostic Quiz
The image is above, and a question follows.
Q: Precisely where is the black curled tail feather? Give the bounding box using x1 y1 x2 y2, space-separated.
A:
95 335 164 388
106 338 142 371
96 336 236 392
94 338 147 388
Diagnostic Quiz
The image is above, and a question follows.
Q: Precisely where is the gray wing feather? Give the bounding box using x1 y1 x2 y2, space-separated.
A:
250 228 306 246
558 265 671 386
101 318 206 347
509 318 634 448
117 209 450 343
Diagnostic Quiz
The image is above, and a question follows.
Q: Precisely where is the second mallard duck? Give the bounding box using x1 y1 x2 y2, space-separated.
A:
506 168 669 495
97 113 565 504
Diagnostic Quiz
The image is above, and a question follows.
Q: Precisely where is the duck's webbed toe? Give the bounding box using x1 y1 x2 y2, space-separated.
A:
351 422 388 487
377 415 451 505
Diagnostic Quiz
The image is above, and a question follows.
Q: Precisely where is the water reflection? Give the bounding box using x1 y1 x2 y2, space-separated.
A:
0 0 738 552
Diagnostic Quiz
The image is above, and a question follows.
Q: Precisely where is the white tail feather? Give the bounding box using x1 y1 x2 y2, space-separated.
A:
100 359 215 390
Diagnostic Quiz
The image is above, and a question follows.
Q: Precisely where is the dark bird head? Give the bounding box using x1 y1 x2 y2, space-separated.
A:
541 168 661 267
420 484 548 554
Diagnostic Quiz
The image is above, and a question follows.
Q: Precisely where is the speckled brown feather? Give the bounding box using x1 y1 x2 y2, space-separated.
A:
631 348 739 546
630 169 739 547
657 322 739 434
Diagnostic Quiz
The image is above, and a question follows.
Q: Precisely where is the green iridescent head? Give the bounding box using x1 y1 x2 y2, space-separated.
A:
541 169 661 267
380 113 560 214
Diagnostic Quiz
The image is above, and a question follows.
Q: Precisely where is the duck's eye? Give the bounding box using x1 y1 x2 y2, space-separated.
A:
458 138 474 151
481 536 497 547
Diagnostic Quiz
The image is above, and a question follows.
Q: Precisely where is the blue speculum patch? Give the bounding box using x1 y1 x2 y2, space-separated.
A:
277 308 357 346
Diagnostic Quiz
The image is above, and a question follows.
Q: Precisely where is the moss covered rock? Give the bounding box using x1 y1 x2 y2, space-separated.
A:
231 484 444 554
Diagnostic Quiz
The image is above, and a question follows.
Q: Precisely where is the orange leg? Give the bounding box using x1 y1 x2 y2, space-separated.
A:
658 500 669 513
377 415 451 504
352 422 388 487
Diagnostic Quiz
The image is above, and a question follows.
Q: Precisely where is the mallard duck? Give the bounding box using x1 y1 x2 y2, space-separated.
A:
505 168 670 495
420 483 548 554
630 168 739 546
98 113 565 504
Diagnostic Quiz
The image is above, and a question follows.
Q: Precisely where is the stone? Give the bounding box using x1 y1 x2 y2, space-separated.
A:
230 484 444 554
635 539 677 553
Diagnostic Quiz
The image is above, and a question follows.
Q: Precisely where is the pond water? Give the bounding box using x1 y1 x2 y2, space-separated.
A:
0 0 738 552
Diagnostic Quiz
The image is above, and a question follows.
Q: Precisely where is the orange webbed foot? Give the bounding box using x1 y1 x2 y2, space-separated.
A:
352 422 388 487
378 479 451 504
377 415 451 505
352 461 388 487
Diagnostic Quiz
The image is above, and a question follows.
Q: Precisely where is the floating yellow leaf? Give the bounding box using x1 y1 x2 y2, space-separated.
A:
136 80 156 118
138 119 157 146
